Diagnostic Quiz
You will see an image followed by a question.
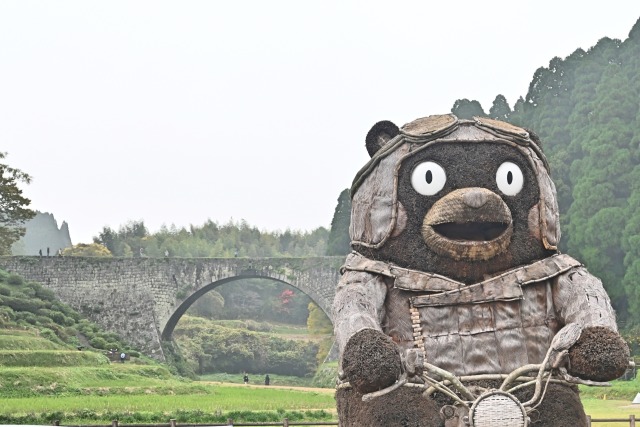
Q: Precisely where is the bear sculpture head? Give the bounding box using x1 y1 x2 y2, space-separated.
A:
351 114 560 283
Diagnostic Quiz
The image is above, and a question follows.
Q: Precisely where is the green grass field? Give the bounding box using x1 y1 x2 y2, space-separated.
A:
582 398 640 425
3 378 640 425
0 381 335 425
0 385 335 413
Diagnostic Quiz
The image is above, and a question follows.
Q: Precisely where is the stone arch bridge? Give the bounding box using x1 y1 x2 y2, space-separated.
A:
0 256 343 360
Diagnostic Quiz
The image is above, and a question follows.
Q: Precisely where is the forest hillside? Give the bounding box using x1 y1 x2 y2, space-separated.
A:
452 18 640 329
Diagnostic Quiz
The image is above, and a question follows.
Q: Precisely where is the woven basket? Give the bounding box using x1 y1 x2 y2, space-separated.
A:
469 390 527 427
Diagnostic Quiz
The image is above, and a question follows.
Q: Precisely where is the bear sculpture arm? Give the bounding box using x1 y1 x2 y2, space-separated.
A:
333 270 403 393
553 267 630 381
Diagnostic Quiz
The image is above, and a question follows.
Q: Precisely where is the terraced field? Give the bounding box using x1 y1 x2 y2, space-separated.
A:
0 328 335 425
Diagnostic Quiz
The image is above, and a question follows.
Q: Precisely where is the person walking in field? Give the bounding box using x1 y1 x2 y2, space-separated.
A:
243 374 249 384
264 374 270 386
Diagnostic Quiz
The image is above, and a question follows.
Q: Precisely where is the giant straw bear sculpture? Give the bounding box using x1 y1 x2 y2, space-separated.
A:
332 114 629 426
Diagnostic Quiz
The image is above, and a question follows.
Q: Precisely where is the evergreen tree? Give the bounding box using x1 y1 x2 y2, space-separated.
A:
0 153 36 254
95 226 118 254
488 95 512 120
451 99 486 119
496 21 640 325
326 188 351 256
92 218 328 258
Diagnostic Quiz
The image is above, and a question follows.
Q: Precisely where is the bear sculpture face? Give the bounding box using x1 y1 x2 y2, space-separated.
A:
351 115 560 283
356 140 551 283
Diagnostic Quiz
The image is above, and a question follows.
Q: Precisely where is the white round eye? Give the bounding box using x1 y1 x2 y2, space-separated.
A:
496 162 524 196
411 161 446 196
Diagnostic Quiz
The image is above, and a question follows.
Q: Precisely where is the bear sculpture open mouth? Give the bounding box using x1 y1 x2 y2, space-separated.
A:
422 188 513 261
432 222 509 242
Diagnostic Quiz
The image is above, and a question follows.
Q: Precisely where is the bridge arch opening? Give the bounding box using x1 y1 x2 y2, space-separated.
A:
161 274 332 342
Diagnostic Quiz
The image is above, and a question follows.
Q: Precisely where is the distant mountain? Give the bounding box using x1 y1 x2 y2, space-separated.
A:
11 211 72 256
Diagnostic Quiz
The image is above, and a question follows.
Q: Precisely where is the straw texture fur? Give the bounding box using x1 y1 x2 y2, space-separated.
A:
334 115 628 426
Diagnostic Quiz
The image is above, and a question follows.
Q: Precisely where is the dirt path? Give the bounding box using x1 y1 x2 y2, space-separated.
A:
200 381 335 394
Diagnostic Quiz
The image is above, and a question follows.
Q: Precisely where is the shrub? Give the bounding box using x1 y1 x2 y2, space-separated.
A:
52 301 80 321
3 295 45 312
90 336 108 349
100 332 122 343
18 285 36 297
312 361 338 388
246 320 272 332
39 328 65 345
75 409 98 420
41 411 64 423
36 315 54 326
32 284 56 302
78 320 98 335
175 320 319 376
15 311 38 325
0 305 15 323
7 273 25 286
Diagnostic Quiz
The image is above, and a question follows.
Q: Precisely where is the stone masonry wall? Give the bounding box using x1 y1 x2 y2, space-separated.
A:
0 256 342 360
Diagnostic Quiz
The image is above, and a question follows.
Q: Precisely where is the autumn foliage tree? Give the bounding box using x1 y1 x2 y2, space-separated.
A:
277 289 295 314
62 243 113 257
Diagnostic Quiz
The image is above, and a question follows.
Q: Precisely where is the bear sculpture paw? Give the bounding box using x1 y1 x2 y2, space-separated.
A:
342 328 402 394
567 326 630 382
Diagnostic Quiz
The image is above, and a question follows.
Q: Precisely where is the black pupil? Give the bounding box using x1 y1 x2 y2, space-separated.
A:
426 170 433 184
507 171 513 185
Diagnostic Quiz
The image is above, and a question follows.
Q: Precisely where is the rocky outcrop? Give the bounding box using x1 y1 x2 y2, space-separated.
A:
11 211 72 256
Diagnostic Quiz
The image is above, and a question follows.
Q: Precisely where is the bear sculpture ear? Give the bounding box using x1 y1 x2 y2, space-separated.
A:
365 120 399 157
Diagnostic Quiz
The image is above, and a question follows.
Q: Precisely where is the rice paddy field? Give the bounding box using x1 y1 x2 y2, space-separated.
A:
0 366 336 424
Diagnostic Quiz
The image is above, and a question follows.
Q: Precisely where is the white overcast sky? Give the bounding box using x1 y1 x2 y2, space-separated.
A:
1 1 639 244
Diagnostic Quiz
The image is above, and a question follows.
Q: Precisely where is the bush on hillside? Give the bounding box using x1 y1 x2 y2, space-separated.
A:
89 336 108 349
174 317 319 377
7 273 25 286
161 340 197 379
39 327 65 345
29 282 57 301
0 268 138 356
15 311 38 325
37 309 75 326
2 295 46 312
0 305 15 325
245 320 272 332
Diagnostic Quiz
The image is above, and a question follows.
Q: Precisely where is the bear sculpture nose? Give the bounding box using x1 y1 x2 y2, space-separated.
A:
463 189 488 209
